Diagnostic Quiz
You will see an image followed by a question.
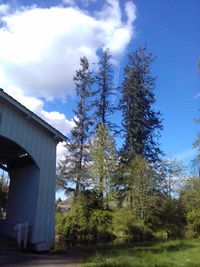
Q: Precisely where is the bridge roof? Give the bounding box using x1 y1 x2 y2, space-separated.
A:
0 89 68 143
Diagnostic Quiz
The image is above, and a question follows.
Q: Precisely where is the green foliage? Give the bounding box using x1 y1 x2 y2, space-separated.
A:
81 189 103 210
61 198 89 243
54 49 198 247
122 155 156 223
161 158 185 196
59 196 113 244
94 48 115 129
112 208 136 241
90 124 117 209
0 175 9 217
89 210 113 242
187 211 200 234
57 56 94 199
112 208 153 242
181 177 200 235
154 195 185 239
55 210 65 237
83 239 200 267
120 45 162 163
57 204 154 245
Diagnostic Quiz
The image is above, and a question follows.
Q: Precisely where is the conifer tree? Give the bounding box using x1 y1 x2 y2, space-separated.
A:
120 46 162 163
57 57 93 200
94 49 115 130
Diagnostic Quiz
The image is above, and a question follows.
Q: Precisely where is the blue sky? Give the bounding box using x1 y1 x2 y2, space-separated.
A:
0 0 199 163
132 0 200 162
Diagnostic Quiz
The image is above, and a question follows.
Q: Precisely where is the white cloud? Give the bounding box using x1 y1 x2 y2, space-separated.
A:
0 0 136 100
6 86 74 136
125 1 137 26
56 142 67 162
6 86 72 165
41 110 75 135
0 1 136 161
63 0 97 7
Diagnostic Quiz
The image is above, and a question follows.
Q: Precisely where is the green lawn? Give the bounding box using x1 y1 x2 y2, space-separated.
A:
82 239 200 267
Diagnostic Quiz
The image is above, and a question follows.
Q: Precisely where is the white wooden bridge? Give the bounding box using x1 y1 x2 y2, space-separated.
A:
0 89 67 251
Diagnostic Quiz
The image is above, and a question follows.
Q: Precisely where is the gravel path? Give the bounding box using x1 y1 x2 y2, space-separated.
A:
0 249 83 267
0 237 84 267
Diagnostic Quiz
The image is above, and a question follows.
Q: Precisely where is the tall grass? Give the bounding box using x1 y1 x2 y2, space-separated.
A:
82 239 200 267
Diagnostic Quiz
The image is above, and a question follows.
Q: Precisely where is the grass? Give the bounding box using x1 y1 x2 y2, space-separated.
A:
82 239 200 267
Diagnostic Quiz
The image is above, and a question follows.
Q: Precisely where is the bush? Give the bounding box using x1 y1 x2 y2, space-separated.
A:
55 210 65 237
183 226 196 239
186 210 200 235
112 208 154 242
181 177 200 236
58 196 113 244
56 198 157 245
89 209 113 242
61 198 89 244
127 223 154 242
150 195 185 239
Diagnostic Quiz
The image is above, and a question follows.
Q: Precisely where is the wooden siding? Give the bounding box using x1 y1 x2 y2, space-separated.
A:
0 98 58 249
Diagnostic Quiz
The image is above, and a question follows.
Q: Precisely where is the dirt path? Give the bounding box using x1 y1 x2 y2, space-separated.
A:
0 237 84 267
0 249 84 267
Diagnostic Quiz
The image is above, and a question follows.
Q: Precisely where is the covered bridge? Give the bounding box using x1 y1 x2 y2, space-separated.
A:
0 89 67 251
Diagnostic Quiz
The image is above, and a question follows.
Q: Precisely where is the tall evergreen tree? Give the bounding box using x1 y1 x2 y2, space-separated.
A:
94 49 115 130
57 57 93 200
120 46 162 163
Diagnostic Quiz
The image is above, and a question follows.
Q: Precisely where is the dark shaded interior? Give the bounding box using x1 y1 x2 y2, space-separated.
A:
0 136 35 171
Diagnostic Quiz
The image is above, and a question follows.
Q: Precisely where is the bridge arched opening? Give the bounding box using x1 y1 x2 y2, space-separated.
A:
0 135 38 173
0 135 40 241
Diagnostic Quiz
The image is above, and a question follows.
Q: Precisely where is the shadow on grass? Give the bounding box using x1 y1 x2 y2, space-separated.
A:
81 239 196 255
126 240 195 255
82 239 199 267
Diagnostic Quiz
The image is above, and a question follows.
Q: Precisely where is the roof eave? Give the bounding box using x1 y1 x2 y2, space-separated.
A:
0 89 68 143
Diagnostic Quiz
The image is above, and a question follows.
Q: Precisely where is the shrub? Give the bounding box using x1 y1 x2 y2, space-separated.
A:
89 209 113 242
112 208 136 241
59 196 113 244
150 195 185 239
61 198 89 244
183 226 196 239
126 223 154 242
181 177 200 236
112 208 154 242
186 210 200 235
55 210 65 237
56 200 156 245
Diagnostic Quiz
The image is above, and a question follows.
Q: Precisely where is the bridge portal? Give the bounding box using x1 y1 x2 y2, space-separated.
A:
0 89 67 251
